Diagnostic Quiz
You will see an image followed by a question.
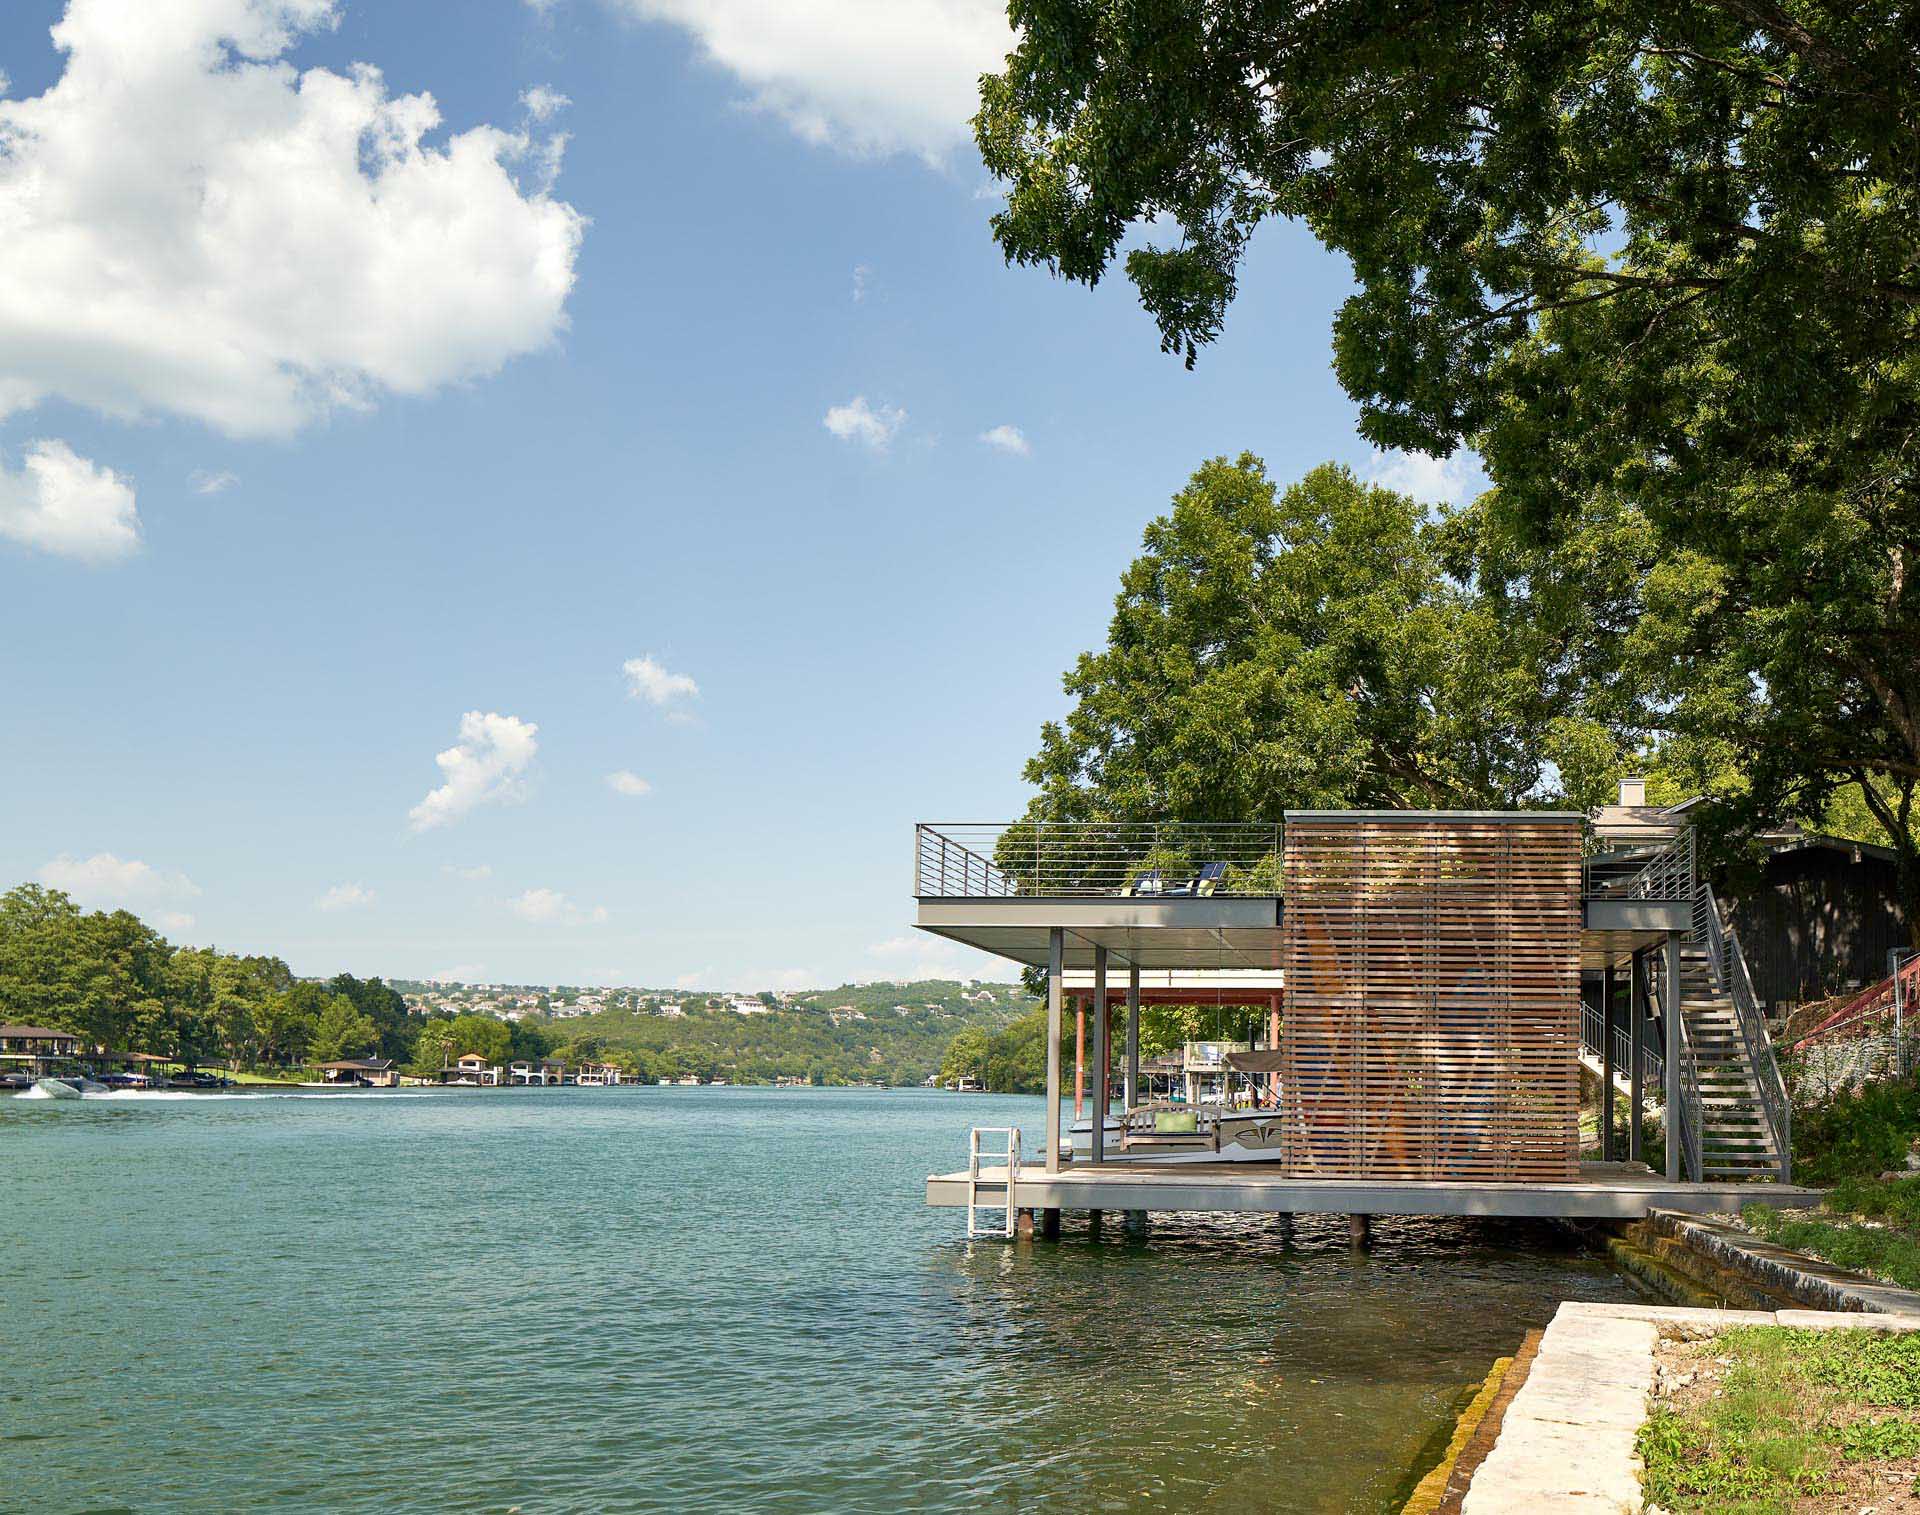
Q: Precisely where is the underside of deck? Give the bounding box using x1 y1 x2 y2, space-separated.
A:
926 1159 1823 1220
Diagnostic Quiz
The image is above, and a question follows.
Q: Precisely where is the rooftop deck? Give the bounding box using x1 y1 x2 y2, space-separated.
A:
927 1160 1822 1221
914 815 1696 971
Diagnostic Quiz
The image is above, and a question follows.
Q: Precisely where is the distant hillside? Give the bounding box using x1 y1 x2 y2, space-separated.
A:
423 979 1035 1087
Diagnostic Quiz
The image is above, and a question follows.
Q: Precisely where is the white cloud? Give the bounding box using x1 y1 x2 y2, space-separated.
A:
509 887 608 925
978 423 1029 456
623 654 699 707
157 910 196 932
824 395 904 452
442 863 492 881
673 969 709 990
851 262 871 301
1367 448 1484 507
0 0 584 438
407 711 539 832
39 852 201 914
189 469 238 495
865 933 1014 983
0 440 139 563
610 0 1014 162
317 881 375 911
520 84 570 121
432 963 486 983
606 769 652 796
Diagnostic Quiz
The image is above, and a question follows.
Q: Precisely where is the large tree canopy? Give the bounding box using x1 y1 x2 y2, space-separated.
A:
979 1 1920 932
1024 457 1612 820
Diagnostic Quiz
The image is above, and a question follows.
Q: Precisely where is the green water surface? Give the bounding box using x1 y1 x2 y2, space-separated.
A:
1 1086 1635 1512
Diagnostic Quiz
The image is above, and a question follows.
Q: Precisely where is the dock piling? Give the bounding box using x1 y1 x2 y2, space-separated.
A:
1349 1213 1372 1250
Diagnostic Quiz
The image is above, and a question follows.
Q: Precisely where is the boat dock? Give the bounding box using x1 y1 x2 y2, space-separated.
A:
911 812 1814 1233
927 1159 1824 1221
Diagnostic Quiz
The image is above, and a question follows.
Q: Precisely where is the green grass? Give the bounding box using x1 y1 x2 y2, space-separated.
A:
1638 1326 1920 1514
1745 1200 1920 1291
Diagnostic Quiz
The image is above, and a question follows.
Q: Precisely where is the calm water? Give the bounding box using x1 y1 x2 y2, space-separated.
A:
3 1087 1635 1513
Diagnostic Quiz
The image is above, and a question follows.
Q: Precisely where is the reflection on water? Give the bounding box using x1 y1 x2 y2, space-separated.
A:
1 1088 1633 1513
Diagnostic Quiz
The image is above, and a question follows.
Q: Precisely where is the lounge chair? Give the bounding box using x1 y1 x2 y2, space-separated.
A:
1127 869 1164 896
1164 861 1228 897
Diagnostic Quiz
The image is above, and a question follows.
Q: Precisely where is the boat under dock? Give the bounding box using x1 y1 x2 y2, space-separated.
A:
926 1159 1824 1221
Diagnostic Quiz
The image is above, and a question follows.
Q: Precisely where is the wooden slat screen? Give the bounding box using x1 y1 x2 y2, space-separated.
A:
1280 816 1582 1181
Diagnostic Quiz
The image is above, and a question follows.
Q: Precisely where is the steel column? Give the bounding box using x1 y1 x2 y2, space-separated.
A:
1601 962 1616 1161
1045 928 1063 1174
1665 931 1683 1183
1124 964 1141 1112
1090 945 1109 1165
1628 950 1646 1163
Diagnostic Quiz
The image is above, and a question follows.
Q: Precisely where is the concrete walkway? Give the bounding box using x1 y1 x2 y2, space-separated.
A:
1458 1300 1920 1513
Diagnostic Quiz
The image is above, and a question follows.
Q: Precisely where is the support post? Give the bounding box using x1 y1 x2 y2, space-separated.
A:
1124 1209 1148 1240
1601 962 1616 1162
1629 949 1646 1163
1041 1208 1060 1240
1268 994 1282 1106
1090 945 1109 1165
1665 931 1684 1182
1124 965 1141 1113
1074 994 1085 1120
1046 928 1064 1174
1348 1214 1371 1250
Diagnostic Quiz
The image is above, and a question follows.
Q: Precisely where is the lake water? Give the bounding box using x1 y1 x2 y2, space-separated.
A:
3 1086 1636 1512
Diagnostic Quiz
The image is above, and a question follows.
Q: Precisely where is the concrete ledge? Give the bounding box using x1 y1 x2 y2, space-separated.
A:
1648 1209 1920 1315
1457 1300 1920 1513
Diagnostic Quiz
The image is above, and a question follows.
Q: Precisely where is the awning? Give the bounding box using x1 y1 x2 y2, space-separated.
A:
1224 1049 1285 1074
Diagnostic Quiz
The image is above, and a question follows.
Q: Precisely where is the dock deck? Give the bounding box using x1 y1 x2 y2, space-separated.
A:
926 1160 1823 1221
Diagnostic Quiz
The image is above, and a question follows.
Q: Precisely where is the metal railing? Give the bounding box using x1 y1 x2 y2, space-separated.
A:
1583 828 1696 901
915 821 1285 899
1671 949 1706 1182
1697 883 1793 1182
1579 999 1664 1092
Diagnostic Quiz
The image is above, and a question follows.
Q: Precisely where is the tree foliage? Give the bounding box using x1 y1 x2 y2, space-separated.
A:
0 883 427 1068
980 0 1920 938
1023 456 1611 821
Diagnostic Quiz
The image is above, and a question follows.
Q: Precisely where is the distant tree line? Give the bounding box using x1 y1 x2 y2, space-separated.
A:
0 883 430 1069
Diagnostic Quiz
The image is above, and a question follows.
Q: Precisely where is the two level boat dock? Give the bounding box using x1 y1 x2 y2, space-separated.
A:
913 812 1818 1233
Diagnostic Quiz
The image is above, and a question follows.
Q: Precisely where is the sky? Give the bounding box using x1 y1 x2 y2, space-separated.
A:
0 0 1480 991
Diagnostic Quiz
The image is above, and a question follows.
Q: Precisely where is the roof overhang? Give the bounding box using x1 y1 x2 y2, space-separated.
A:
914 896 1283 971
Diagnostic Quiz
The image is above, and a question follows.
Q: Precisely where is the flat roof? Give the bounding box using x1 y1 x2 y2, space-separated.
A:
916 896 1688 971
1284 809 1584 822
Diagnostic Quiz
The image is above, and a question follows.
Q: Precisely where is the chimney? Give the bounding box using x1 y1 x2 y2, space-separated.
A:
1618 774 1647 808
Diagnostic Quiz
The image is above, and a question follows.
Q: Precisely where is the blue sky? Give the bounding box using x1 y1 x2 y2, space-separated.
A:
0 0 1476 990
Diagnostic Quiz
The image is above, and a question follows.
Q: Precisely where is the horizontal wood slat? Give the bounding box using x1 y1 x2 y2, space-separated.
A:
1281 817 1582 1182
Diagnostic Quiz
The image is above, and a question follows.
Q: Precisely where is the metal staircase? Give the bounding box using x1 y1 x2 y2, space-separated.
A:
1657 886 1793 1183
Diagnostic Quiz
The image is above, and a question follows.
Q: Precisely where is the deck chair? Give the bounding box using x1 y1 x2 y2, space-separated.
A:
1165 861 1228 897
1126 869 1164 896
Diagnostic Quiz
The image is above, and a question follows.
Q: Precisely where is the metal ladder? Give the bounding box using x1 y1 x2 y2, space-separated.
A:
966 1126 1021 1238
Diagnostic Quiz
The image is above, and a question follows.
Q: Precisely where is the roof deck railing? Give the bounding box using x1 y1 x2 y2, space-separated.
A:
914 821 1284 899
917 818 1702 902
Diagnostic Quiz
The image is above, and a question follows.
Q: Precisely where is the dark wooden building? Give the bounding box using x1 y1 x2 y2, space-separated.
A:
1719 838 1910 1012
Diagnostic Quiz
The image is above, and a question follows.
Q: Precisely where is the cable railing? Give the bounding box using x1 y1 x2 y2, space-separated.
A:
914 821 1285 899
1583 827 1696 901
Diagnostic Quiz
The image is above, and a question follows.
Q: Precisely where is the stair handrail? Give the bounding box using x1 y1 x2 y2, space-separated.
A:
1579 998 1664 1093
1697 882 1793 1183
1671 947 1705 1182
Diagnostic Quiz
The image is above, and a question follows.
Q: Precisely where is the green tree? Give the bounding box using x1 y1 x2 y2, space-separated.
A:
1019 457 1596 822
979 1 1920 939
447 1012 511 1065
309 995 378 1063
410 1019 457 1076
